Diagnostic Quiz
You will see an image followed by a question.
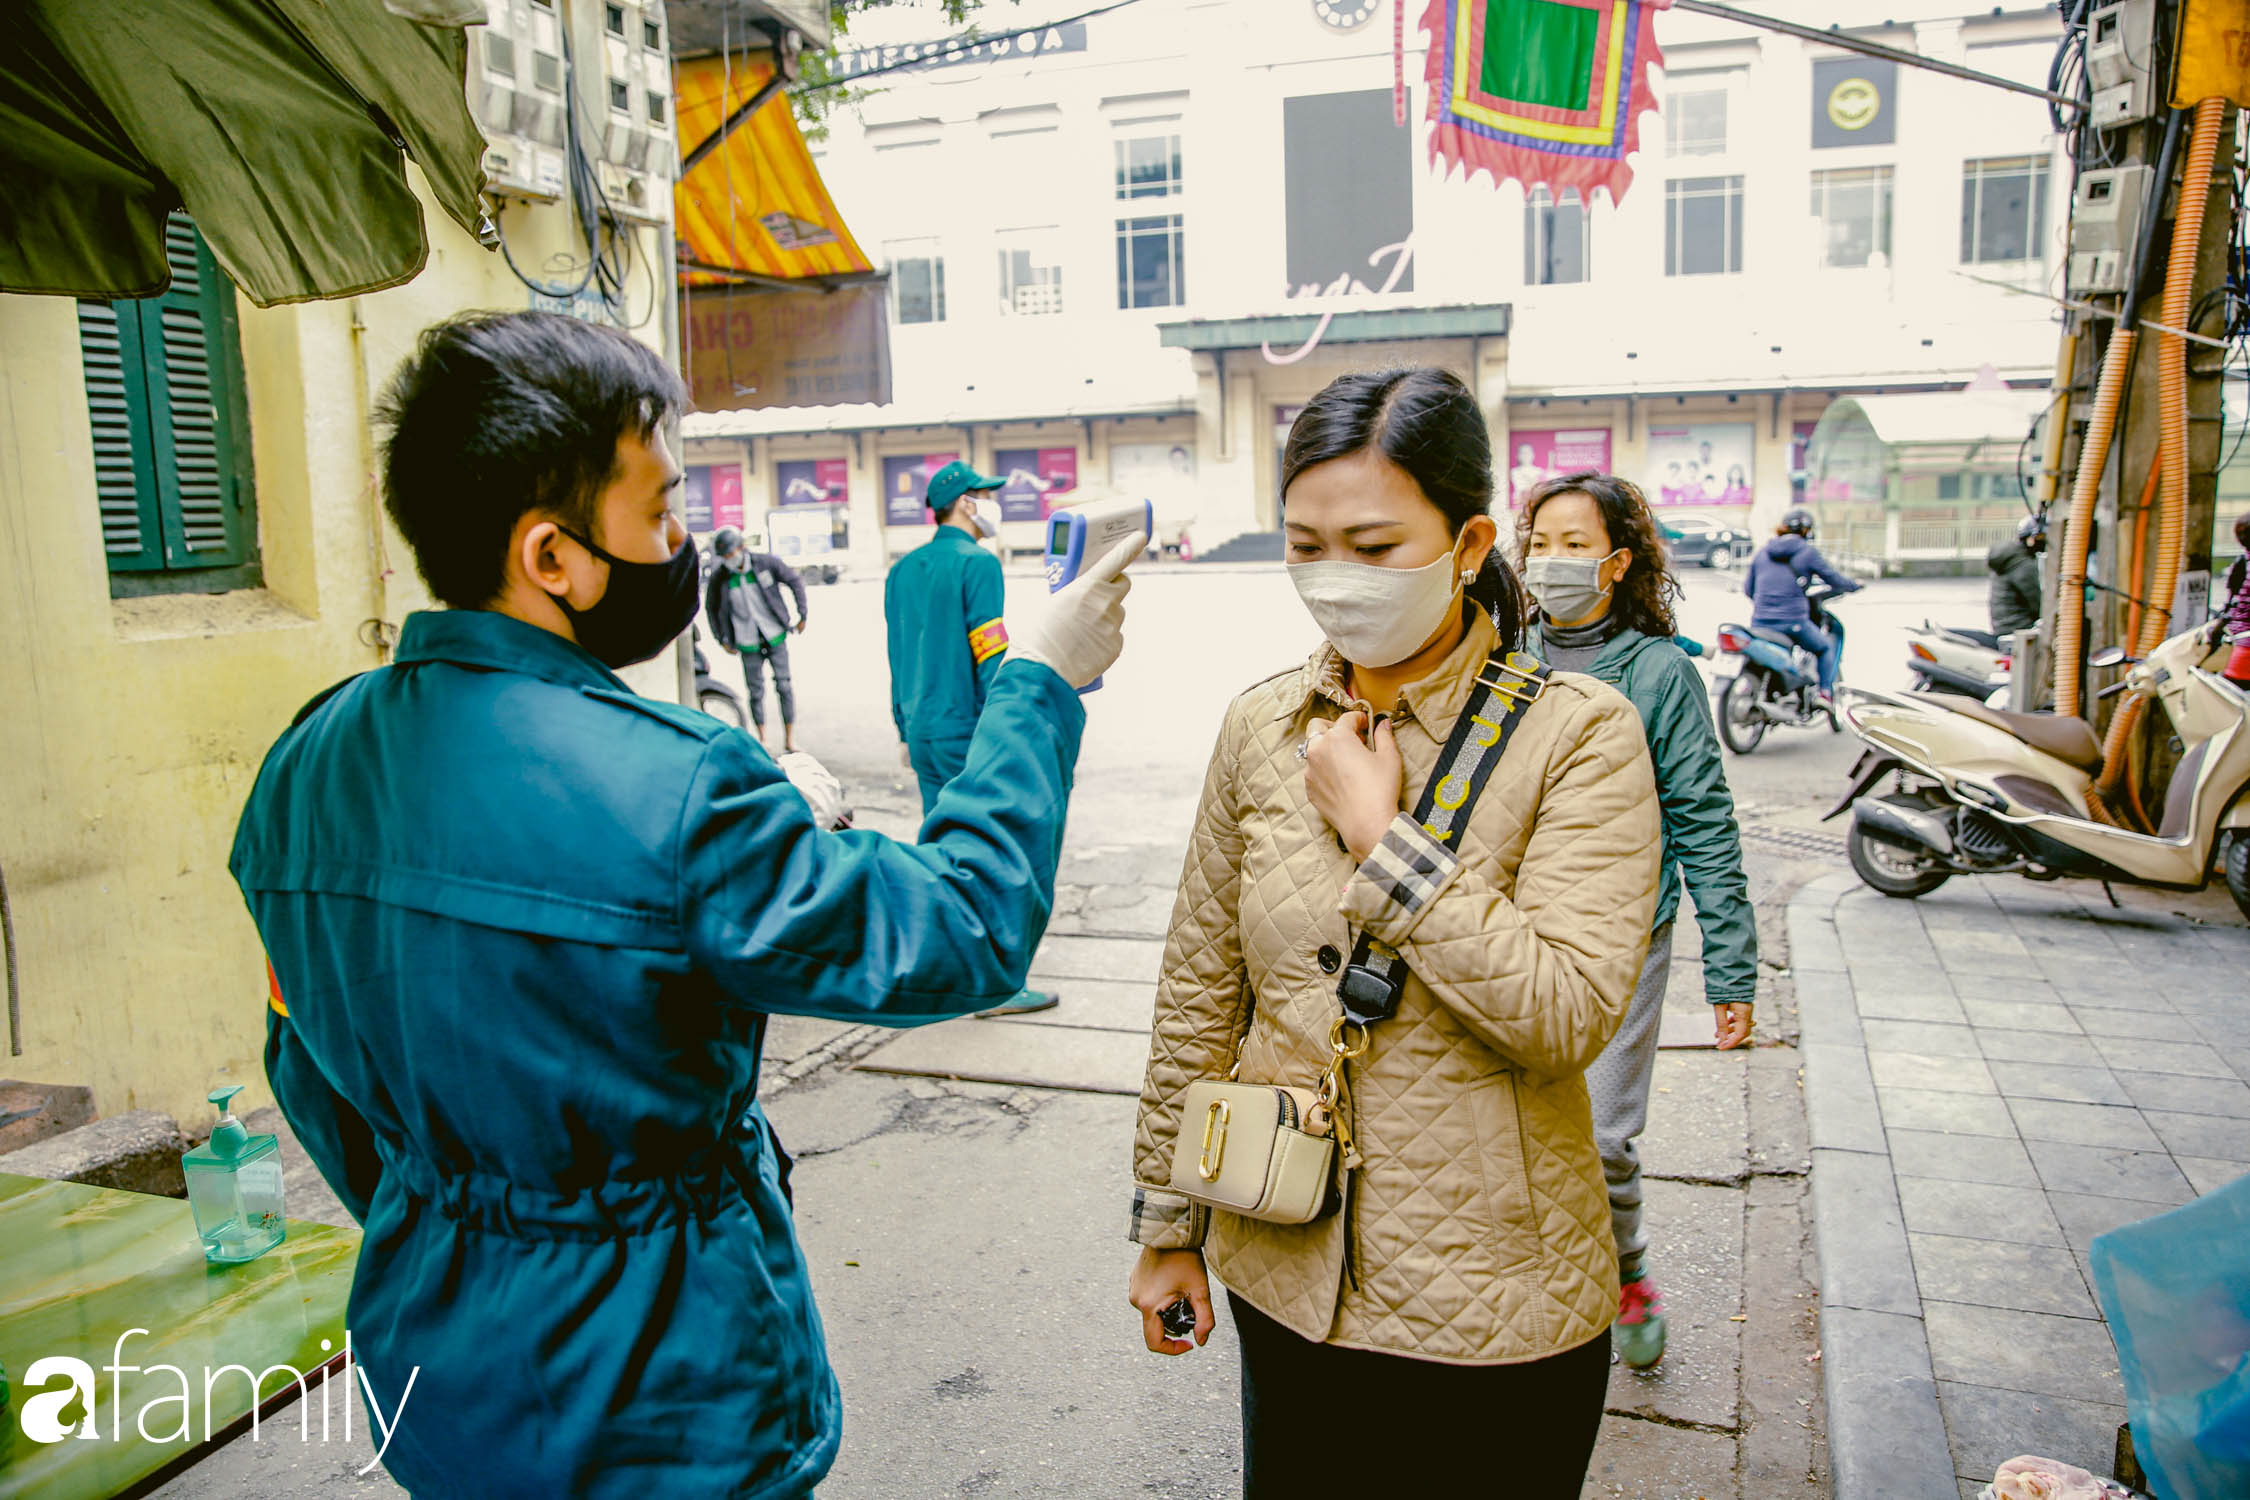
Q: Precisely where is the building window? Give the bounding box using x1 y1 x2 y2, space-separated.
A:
1523 187 1589 284
604 3 624 36
1962 156 2050 264
1664 176 1744 276
1811 166 1894 268
1112 132 1185 308
1116 215 1186 308
76 213 259 597
1665 89 1728 157
1115 134 1183 200
997 228 1064 315
888 239 946 324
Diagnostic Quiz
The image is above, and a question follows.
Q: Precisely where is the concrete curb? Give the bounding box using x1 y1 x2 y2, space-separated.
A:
1789 873 1961 1500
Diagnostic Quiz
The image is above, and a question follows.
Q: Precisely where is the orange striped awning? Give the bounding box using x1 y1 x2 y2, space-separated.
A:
674 54 874 286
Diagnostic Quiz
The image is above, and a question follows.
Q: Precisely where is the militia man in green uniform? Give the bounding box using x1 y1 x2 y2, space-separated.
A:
885 460 1057 1015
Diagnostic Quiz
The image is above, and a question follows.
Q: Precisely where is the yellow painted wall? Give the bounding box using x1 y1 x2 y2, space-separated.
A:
0 172 675 1130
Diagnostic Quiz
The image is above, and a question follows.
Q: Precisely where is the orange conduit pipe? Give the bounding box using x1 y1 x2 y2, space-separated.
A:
2093 98 2228 819
2054 327 2133 720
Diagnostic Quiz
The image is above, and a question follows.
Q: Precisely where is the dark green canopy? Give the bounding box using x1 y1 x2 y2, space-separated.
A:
4 0 492 307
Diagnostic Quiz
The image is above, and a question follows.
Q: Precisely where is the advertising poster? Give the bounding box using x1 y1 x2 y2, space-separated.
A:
685 464 745 531
993 447 1080 522
776 458 850 508
1790 419 1820 502
1505 429 1613 506
681 283 892 413
1647 424 1755 507
882 452 957 526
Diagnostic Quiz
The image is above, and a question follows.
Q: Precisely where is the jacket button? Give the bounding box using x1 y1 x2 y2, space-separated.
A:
1317 945 1341 974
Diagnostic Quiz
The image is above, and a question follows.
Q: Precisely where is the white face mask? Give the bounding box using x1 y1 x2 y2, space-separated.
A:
1288 549 1469 668
1523 552 1619 624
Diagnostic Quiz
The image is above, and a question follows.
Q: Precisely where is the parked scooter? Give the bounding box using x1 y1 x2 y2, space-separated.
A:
692 630 747 728
1711 585 1848 753
1824 625 2250 918
1906 621 2012 700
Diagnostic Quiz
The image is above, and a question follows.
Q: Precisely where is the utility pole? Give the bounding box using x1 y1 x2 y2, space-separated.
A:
2044 0 2238 740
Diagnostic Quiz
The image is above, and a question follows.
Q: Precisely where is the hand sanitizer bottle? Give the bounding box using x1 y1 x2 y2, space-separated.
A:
182 1086 286 1263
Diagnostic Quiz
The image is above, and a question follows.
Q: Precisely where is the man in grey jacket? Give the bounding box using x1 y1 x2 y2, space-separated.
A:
1987 514 2045 638
705 525 809 752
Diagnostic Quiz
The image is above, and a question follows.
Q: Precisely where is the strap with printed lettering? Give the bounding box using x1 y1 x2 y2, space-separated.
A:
1335 649 1549 1027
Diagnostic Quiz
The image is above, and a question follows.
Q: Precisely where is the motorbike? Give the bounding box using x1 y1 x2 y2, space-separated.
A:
1711 585 1848 753
1824 625 2250 919
692 632 747 728
1906 622 2011 700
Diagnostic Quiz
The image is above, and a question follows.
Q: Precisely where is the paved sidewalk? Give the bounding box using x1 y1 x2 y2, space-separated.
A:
1793 870 2250 1500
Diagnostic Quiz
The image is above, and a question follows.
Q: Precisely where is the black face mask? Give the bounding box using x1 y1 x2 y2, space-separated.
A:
554 525 700 669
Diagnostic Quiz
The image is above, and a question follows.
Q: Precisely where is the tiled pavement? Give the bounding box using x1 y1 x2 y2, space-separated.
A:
1790 869 2250 1500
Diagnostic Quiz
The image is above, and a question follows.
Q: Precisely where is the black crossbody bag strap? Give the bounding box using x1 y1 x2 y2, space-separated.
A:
1334 647 1551 1028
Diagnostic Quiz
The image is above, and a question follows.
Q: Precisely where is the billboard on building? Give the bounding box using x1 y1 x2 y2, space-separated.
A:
882 452 957 526
777 458 850 508
993 447 1079 521
1506 429 1614 506
1647 424 1754 506
1282 90 1414 297
684 463 745 531
682 283 893 413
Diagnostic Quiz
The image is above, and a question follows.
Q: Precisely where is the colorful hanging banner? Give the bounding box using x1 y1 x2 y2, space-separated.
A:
1422 0 1669 205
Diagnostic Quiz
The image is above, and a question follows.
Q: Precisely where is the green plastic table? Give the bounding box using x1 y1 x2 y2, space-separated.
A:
0 1172 360 1499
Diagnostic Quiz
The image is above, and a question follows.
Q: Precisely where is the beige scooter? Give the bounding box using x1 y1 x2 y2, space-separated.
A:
1823 623 2250 918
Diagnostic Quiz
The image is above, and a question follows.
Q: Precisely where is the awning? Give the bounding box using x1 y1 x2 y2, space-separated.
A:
673 54 875 288
3 0 490 308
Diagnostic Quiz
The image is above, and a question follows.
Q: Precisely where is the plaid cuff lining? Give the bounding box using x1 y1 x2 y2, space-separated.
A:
1128 1186 1208 1249
1361 816 1458 911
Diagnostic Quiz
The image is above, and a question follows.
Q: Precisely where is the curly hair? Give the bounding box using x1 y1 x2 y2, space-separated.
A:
1514 469 1681 639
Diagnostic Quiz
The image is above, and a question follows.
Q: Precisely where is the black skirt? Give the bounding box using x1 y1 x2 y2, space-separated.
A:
1229 1293 1611 1498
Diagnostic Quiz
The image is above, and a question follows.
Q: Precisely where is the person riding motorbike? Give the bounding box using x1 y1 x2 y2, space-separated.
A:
1744 507 1860 706
1987 513 2046 639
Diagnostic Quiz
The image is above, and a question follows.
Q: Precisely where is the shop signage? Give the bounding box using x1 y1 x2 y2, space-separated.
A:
777 458 850 508
1811 57 1897 148
824 22 1087 83
881 452 957 526
1647 424 1754 507
1506 430 1614 506
993 447 1079 522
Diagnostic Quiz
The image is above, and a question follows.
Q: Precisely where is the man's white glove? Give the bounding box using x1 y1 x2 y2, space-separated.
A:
1010 532 1146 690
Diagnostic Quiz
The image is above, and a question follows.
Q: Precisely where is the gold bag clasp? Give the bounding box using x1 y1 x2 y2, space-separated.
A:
1197 1098 1231 1181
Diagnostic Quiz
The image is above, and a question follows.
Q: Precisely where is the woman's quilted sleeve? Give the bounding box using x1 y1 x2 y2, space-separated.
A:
1127 699 1252 1249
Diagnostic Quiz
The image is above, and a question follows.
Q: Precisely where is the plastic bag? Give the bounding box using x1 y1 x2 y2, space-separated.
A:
2089 1173 2250 1500
1980 1454 2132 1499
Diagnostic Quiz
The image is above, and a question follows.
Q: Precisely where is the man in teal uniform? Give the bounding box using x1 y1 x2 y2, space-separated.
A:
229 312 1142 1499
885 461 1060 1015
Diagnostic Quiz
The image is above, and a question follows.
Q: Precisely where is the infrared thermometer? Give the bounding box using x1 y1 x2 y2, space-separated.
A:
1042 495 1153 693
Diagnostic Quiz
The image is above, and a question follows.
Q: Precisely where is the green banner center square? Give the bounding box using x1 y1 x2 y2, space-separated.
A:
1478 0 1601 111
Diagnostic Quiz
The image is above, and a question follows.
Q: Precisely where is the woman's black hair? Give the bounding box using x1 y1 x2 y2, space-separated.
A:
2235 511 2250 550
1279 367 1527 649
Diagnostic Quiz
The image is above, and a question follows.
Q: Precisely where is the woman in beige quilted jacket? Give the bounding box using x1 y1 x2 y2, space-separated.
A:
1125 368 1662 1496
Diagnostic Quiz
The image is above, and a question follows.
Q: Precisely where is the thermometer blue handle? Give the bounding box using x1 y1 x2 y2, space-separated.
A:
1042 499 1153 694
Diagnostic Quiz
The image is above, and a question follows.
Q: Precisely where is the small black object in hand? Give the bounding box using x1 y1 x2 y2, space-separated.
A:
1159 1298 1196 1340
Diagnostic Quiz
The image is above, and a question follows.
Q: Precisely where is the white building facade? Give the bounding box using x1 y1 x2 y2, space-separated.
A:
683 0 2070 567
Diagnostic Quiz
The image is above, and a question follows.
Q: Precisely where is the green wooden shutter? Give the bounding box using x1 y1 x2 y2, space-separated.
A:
142 216 255 569
77 215 257 587
75 299 167 571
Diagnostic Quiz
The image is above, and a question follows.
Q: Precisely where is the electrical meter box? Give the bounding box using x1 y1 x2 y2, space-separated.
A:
2086 0 2158 129
467 0 565 199
2085 0 2156 92
2067 164 2153 294
589 0 673 222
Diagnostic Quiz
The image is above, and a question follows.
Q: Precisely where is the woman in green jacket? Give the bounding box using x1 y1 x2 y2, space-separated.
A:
1517 469 1758 1371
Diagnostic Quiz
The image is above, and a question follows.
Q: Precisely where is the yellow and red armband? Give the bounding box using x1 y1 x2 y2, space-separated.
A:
968 617 1010 665
266 959 289 1018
